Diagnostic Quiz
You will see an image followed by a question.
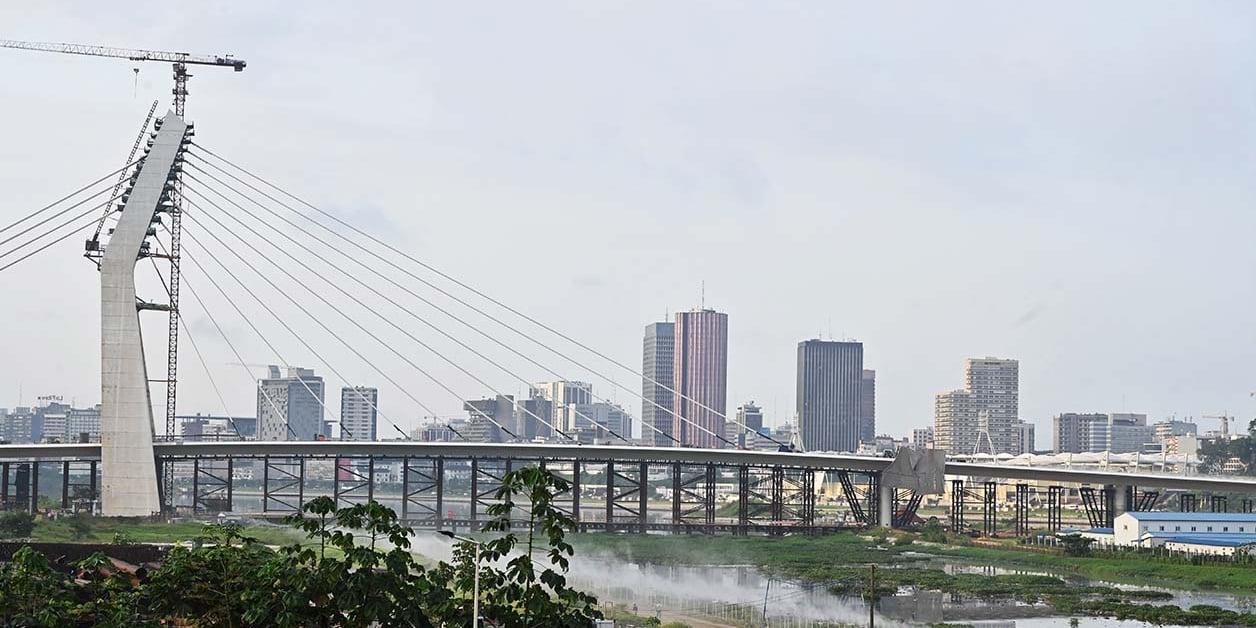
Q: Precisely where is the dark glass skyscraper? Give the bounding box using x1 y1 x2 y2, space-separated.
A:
796 340 863 452
641 321 675 446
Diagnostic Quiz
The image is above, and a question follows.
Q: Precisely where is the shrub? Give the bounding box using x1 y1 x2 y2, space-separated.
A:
0 512 35 539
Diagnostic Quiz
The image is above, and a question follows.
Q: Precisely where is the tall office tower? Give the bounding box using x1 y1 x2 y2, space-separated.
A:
859 370 876 444
463 395 515 443
641 321 675 447
339 386 378 441
796 340 864 452
257 366 325 441
673 309 728 448
933 357 1019 454
934 389 976 454
530 381 593 433
516 390 553 441
1052 412 1108 453
36 401 71 443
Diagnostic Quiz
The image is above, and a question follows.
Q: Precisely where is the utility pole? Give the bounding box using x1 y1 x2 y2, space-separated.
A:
866 564 877 628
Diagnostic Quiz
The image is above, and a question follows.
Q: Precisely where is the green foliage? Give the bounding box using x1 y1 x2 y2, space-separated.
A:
1057 533 1095 556
426 465 602 627
919 519 947 543
0 466 601 627
110 530 136 545
0 511 35 538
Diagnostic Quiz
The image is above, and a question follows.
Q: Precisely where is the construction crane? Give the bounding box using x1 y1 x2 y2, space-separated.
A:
0 39 246 116
1202 414 1234 440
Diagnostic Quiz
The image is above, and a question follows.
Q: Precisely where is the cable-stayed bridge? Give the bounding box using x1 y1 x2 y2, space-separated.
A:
2 112 1255 534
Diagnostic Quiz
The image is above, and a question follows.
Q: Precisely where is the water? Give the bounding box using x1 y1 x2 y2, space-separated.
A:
395 534 1252 627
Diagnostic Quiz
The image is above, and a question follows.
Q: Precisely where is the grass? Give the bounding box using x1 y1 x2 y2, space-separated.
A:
25 516 304 547
573 530 1256 623
918 541 1256 594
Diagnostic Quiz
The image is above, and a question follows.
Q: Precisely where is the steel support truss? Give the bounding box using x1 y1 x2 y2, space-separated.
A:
1 462 38 514
401 457 443 525
1046 485 1063 533
739 466 815 533
1125 485 1159 512
333 456 375 509
837 470 878 526
1079 486 1115 529
949 479 997 536
192 457 233 514
606 460 648 532
60 460 98 512
1012 483 1030 536
262 456 305 514
1180 493 1198 513
470 458 511 528
892 488 923 529
672 462 715 533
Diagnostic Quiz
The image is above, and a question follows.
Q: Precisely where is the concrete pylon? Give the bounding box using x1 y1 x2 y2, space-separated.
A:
100 112 188 516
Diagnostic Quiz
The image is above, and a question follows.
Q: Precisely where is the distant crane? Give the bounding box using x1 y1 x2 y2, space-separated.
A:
0 39 246 116
1202 414 1234 439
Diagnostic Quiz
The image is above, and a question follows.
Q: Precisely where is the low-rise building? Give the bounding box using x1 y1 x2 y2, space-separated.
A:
1113 512 1256 555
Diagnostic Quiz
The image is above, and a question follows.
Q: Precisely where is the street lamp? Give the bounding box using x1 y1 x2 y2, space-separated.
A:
438 530 481 628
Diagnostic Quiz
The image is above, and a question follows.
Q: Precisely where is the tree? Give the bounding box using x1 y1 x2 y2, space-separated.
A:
425 466 603 627
0 465 602 626
1058 533 1095 557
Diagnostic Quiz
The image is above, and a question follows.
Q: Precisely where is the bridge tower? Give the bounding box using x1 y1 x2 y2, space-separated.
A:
100 112 191 516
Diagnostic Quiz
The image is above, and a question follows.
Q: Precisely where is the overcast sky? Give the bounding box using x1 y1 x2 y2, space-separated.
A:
2 2 1255 445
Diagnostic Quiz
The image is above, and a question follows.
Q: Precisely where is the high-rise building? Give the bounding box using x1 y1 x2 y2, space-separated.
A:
933 357 1019 454
1155 419 1197 441
66 405 102 443
1089 413 1153 453
257 366 325 441
1052 412 1107 453
796 340 864 452
463 395 514 443
934 390 976 454
641 321 675 447
178 413 256 440
967 358 1020 454
912 426 935 450
727 401 766 448
516 391 553 441
1017 420 1036 454
569 402 632 441
673 309 728 448
340 386 378 441
531 381 592 434
859 370 876 445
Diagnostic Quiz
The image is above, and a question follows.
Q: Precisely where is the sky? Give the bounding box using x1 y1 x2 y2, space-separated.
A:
1 2 1255 446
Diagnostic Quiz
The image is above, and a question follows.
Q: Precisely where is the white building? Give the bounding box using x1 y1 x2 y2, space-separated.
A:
1113 512 1256 555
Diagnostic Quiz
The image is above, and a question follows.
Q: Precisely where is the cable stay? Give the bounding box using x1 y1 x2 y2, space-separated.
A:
0 160 137 236
179 204 528 443
184 156 745 448
189 145 782 448
184 171 665 445
174 237 351 434
183 180 618 445
0 216 100 274
177 213 514 440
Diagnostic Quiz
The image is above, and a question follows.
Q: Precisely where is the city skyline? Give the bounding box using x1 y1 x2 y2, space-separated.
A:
2 3 1255 444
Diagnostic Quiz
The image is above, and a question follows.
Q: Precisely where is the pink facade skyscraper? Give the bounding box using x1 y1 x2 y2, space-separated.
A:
672 309 728 448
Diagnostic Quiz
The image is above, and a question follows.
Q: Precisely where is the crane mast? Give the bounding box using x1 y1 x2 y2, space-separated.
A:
2 40 246 504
